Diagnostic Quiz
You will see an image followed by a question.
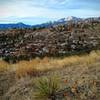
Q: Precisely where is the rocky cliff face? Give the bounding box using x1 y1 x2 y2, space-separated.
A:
0 20 100 62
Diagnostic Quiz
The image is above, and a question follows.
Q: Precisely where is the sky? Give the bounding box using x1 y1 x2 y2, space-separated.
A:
0 0 100 25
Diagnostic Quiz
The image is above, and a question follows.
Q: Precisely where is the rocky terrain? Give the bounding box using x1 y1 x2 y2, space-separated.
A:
0 17 100 62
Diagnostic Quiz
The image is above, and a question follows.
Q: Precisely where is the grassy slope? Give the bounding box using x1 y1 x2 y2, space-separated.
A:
0 50 100 100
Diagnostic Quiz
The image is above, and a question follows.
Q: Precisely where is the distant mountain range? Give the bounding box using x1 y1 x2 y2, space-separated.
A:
0 16 100 29
0 22 32 29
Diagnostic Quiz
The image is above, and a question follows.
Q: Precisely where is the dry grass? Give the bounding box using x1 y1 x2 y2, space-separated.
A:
33 74 99 100
0 59 10 71
57 50 100 67
0 51 100 100
0 50 100 78
15 61 36 78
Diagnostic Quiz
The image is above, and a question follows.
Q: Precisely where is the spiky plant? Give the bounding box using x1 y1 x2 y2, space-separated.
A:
34 76 60 100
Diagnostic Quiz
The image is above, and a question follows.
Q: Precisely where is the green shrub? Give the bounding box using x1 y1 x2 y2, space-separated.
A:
34 76 60 100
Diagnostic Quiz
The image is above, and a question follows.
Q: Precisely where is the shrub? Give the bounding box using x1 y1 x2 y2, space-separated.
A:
34 76 60 100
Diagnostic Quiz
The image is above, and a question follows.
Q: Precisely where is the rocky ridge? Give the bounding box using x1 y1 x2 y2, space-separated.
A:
0 17 100 62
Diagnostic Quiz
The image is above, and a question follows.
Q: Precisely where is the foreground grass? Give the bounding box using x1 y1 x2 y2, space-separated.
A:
33 75 99 100
0 50 100 100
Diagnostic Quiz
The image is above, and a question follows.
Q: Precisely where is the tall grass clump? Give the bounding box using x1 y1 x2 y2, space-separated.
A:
0 59 9 71
34 75 60 100
15 60 38 78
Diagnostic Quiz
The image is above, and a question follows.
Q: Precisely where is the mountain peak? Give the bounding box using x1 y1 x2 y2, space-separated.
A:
66 16 75 21
57 16 81 23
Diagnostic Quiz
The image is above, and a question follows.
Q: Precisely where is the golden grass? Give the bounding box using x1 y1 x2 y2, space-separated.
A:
0 60 10 71
0 50 100 77
15 61 35 78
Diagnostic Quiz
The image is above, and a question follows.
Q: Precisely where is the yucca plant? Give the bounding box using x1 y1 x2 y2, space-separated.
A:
34 76 60 100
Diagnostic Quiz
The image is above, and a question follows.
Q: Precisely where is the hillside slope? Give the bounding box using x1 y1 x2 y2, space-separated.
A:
0 19 100 62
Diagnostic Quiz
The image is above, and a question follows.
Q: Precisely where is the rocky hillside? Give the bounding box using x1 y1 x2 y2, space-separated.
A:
0 17 100 62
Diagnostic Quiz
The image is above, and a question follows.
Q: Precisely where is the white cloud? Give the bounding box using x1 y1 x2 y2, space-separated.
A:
0 0 69 18
0 0 100 24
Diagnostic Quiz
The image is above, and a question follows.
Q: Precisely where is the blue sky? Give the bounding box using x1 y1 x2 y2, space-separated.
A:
0 0 100 25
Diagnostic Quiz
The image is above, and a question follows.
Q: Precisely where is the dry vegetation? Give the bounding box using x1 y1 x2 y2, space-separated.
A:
33 75 99 100
0 50 100 100
0 50 100 77
0 60 10 71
